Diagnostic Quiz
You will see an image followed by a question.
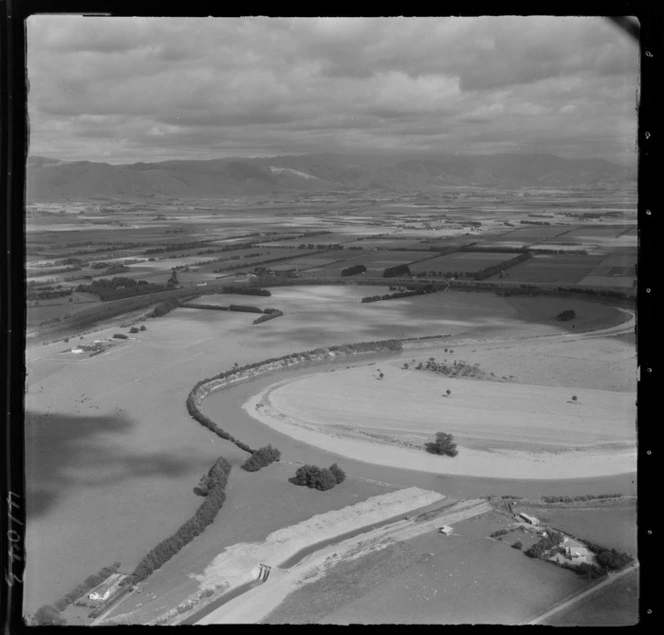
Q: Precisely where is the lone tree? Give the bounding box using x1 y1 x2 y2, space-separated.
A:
446 389 452 397
571 395 578 402
425 432 459 457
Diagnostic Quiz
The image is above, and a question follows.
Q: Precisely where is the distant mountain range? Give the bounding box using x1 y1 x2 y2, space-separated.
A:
26 152 636 201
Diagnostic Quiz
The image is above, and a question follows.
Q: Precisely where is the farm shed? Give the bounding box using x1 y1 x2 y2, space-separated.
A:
518 513 540 526
438 525 453 535
88 573 124 602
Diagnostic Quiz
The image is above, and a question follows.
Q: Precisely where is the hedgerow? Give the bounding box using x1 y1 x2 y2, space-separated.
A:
126 457 232 585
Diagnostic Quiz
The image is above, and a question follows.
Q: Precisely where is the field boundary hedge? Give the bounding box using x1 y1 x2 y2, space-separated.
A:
185 334 451 453
126 457 232 585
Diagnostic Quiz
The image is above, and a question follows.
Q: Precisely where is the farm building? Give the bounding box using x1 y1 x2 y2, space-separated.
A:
518 513 540 526
438 525 453 535
562 537 594 563
566 545 593 561
88 573 124 602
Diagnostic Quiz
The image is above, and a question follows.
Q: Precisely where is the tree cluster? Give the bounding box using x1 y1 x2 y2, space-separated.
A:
415 358 486 380
128 457 232 585
150 297 180 317
425 432 459 457
382 263 412 278
341 264 367 276
524 530 565 558
595 548 634 571
240 444 282 472
194 456 233 496
77 277 168 301
556 309 577 321
289 463 346 490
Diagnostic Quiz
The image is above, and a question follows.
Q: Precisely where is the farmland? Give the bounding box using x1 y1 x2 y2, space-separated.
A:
265 511 592 625
24 185 638 626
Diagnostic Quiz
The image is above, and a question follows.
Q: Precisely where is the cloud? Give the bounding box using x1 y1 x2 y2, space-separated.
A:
26 16 639 164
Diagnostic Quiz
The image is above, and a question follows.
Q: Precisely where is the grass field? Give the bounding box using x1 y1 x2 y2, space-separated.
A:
496 254 605 284
500 225 574 241
23 284 635 617
101 463 400 625
517 501 637 555
266 511 592 624
543 569 638 626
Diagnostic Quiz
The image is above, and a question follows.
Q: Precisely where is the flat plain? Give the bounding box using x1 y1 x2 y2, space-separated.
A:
24 187 638 626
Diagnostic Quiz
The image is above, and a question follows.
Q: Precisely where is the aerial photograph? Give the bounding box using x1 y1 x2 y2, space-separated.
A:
23 15 638 626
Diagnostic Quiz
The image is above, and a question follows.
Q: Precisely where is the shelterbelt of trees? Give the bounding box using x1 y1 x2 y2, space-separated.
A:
125 457 233 585
186 334 448 456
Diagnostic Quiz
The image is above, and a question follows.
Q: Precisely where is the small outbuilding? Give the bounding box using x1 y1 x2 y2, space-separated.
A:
88 573 124 602
438 525 453 535
518 513 540 526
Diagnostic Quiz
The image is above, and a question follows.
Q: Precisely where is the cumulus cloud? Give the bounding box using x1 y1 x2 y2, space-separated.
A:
26 16 638 164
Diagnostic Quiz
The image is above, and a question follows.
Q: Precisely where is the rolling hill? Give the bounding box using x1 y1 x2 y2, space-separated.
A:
26 152 635 202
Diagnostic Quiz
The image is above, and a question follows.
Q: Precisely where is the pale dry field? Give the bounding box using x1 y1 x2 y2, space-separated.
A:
243 309 636 480
256 365 635 451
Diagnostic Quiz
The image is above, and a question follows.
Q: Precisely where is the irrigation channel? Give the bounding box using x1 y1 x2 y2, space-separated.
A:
178 497 454 625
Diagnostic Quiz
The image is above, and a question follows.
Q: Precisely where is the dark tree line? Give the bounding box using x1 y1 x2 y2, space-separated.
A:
383 263 412 278
150 297 181 317
473 252 532 281
185 338 408 457
341 264 367 276
241 445 282 472
253 309 284 324
221 285 271 296
77 277 169 301
127 457 232 584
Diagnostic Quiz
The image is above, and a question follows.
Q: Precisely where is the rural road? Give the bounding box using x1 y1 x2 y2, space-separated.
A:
525 563 639 625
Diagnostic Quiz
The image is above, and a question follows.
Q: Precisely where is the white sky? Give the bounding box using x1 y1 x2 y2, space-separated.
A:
27 16 639 164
